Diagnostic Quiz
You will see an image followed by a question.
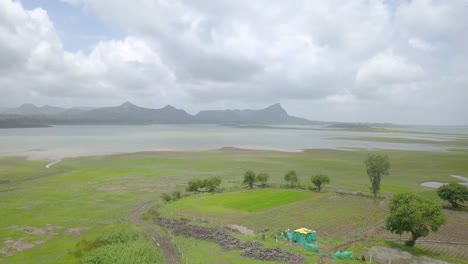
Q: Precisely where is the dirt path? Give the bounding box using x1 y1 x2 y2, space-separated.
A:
130 201 179 264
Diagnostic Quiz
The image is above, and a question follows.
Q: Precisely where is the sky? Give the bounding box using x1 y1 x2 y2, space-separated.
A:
1 0 467 125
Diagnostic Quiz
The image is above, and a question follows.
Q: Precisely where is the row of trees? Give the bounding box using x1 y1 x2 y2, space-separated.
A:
284 170 331 192
242 170 331 192
186 176 222 192
242 170 270 188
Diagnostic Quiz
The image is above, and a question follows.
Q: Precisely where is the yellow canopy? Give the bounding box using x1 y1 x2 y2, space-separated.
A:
294 228 315 234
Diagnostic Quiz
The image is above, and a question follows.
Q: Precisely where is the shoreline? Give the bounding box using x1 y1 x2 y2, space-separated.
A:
0 145 465 162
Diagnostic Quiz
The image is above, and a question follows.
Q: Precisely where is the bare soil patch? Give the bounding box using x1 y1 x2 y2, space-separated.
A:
0 238 45 257
65 227 91 236
367 246 449 264
225 224 255 236
1 224 91 258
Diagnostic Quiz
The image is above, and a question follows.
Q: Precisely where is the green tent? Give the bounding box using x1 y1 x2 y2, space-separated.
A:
303 243 320 252
292 228 317 244
282 228 317 245
331 251 353 260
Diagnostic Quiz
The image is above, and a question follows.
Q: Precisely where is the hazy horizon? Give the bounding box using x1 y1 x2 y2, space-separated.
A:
1 1 467 125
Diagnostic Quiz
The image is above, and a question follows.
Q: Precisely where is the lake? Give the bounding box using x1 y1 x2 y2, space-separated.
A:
0 125 466 160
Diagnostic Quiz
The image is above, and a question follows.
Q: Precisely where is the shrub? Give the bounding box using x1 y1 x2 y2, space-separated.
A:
186 177 222 192
161 192 172 202
172 191 181 200
186 178 203 192
71 238 105 258
80 241 163 264
102 228 139 245
256 173 270 187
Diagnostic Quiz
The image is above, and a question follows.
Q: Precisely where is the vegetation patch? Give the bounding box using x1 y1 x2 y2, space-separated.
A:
203 189 311 212
73 227 163 264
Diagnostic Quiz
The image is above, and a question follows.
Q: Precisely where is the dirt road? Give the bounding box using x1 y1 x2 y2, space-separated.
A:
130 201 179 264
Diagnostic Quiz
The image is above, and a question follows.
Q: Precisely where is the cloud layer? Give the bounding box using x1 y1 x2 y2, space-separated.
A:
1 0 467 124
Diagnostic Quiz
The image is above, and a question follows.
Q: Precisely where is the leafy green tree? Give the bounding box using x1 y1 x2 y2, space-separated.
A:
203 176 222 192
243 170 256 188
365 154 390 197
284 170 299 187
186 178 203 192
385 193 446 246
256 172 270 187
161 192 172 202
311 174 330 192
437 182 468 208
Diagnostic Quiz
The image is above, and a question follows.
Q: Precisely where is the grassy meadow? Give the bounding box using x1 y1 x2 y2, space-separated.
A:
0 147 467 263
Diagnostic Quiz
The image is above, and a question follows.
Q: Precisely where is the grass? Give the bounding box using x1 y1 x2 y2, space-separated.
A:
1 148 468 263
202 189 311 212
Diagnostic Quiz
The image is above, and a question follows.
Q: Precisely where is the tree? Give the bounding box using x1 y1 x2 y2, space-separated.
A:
186 177 222 192
365 154 390 197
385 193 446 246
311 174 330 192
256 173 270 187
186 178 203 192
437 182 468 208
284 170 299 187
243 170 256 188
204 177 222 192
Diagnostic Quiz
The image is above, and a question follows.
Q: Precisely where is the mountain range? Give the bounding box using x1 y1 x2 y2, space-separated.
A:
0 102 316 128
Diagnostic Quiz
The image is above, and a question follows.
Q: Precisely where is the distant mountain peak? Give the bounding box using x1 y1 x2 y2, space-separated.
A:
161 104 177 110
263 103 288 116
120 101 137 108
265 103 283 109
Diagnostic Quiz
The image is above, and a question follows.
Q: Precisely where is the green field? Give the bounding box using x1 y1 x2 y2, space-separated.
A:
1 148 468 263
201 189 311 212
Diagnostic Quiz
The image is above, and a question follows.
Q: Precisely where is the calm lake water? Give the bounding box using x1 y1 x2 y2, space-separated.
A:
0 125 467 160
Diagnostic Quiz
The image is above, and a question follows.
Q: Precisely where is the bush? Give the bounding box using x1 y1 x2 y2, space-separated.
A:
187 178 203 192
80 241 163 264
186 177 222 192
71 238 105 258
172 191 181 200
102 228 139 245
161 192 173 202
204 176 222 192
256 173 270 187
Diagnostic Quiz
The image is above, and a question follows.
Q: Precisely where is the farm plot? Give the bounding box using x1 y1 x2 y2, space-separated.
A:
418 209 468 260
203 189 312 212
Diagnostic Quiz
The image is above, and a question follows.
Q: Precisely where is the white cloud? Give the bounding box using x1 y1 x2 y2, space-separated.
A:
0 0 467 124
0 0 180 108
356 52 424 88
408 37 435 52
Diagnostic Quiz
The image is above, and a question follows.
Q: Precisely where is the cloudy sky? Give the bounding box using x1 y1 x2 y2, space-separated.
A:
1 0 467 125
